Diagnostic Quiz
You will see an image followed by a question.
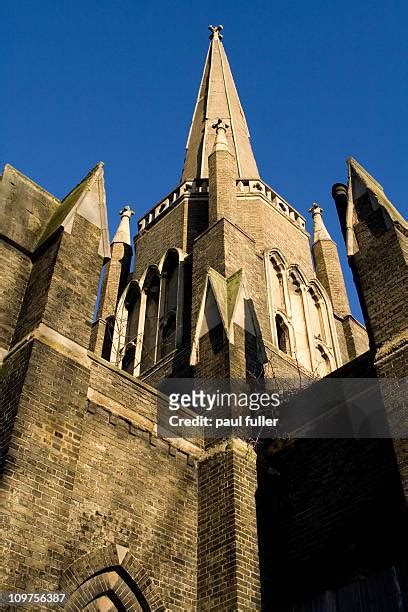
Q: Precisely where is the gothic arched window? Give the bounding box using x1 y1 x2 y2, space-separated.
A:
101 315 115 361
270 257 286 313
122 283 141 374
276 314 290 354
288 272 312 370
158 251 179 359
140 269 160 373
316 345 331 377
308 288 327 344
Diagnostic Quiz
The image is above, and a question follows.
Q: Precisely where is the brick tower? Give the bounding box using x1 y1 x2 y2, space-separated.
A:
100 24 362 386
1 25 407 612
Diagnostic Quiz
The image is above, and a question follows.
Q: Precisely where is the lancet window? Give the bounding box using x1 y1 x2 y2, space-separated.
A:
112 249 184 376
268 251 338 375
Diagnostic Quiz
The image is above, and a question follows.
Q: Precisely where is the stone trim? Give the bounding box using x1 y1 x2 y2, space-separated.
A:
374 331 408 364
198 437 257 462
87 388 201 459
61 543 167 611
1 322 90 368
88 352 168 401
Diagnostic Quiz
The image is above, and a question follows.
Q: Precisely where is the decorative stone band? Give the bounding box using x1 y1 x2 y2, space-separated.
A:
1 322 91 369
87 387 202 460
138 179 209 233
137 178 306 234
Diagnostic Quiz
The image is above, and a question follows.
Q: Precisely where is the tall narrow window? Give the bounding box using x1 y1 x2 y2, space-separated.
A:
289 273 311 370
276 314 290 354
270 256 286 312
101 316 115 361
158 251 179 359
122 283 141 374
140 270 160 373
308 289 326 344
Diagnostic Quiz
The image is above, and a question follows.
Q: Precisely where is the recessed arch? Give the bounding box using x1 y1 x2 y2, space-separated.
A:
268 248 288 270
157 247 187 274
315 344 331 377
158 251 180 359
61 544 166 612
275 313 290 355
101 315 115 362
121 282 142 374
111 280 142 368
140 267 161 372
288 264 309 287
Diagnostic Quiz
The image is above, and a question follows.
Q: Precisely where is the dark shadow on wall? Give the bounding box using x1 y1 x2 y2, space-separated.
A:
256 435 408 611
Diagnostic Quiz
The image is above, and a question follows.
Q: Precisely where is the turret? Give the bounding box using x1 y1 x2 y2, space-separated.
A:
310 201 369 363
208 120 236 224
90 205 134 357
310 203 350 318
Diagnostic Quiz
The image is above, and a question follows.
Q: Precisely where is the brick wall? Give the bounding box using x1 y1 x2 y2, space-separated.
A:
198 440 261 611
235 195 314 276
0 240 31 353
65 400 197 611
0 165 59 253
134 201 187 277
208 147 235 224
1 341 199 610
257 437 406 608
12 233 61 346
335 315 370 364
13 215 103 349
1 339 90 592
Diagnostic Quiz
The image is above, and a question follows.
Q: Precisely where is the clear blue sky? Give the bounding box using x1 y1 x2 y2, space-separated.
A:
1 0 407 319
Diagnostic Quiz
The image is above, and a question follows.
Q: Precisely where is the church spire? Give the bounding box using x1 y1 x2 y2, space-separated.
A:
181 26 259 181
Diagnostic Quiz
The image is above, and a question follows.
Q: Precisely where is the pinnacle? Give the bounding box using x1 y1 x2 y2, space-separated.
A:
309 202 333 243
112 205 134 245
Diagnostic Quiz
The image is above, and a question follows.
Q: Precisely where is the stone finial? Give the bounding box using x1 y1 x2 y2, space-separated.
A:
212 118 229 132
209 25 223 40
119 205 134 219
309 202 333 243
211 118 230 152
112 205 134 245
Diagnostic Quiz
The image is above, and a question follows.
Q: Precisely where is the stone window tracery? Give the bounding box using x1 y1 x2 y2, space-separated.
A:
114 249 185 376
276 313 290 354
268 251 338 375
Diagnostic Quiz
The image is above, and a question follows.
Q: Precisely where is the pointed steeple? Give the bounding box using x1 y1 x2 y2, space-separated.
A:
182 26 259 181
309 203 333 243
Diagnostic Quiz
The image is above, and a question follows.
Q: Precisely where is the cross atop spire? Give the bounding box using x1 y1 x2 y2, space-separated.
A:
208 25 223 40
181 26 259 181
